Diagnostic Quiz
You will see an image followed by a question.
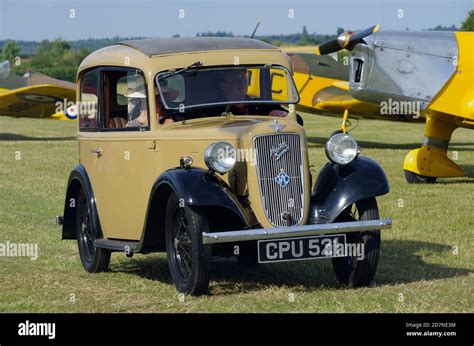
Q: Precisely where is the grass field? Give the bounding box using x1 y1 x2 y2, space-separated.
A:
0 114 472 312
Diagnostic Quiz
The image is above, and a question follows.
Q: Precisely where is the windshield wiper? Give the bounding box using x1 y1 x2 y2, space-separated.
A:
159 61 203 81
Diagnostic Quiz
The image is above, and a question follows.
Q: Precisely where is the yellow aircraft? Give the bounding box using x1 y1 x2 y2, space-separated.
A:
0 60 76 121
288 26 474 184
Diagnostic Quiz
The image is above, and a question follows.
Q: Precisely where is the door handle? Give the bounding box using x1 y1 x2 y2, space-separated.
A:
90 147 103 157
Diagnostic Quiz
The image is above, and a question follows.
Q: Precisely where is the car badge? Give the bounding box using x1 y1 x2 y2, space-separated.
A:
268 120 286 132
275 169 290 187
270 142 289 161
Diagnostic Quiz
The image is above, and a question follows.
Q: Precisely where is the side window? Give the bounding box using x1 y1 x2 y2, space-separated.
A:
79 69 99 130
103 69 149 130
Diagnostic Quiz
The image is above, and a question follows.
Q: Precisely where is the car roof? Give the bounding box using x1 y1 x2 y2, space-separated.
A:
119 37 278 57
77 37 291 78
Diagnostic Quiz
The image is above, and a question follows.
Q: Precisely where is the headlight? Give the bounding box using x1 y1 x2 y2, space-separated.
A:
204 142 236 174
325 133 359 165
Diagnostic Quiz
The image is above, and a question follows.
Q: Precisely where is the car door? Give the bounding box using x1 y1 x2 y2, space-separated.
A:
83 67 161 241
77 68 107 234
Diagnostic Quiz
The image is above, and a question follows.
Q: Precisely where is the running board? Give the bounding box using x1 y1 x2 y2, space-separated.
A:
94 239 139 253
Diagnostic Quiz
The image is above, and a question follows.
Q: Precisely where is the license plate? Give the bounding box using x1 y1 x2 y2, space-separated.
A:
257 234 347 263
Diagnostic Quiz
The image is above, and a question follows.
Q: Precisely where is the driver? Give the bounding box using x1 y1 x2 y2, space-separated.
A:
155 85 180 125
214 69 288 117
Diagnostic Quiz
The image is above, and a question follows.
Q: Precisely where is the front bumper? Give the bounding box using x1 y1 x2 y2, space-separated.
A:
202 218 392 244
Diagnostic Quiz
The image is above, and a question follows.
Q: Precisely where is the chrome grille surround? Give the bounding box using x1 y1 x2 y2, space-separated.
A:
253 133 305 227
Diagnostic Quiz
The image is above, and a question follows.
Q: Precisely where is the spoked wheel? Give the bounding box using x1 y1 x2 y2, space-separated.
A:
332 197 381 287
404 170 437 184
76 189 110 273
165 193 211 295
170 207 195 280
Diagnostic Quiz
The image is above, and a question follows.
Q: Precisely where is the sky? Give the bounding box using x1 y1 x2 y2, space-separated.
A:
0 0 472 41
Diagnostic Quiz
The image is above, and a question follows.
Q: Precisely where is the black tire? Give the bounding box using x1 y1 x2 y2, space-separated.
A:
165 193 212 295
76 189 110 273
332 198 380 288
236 241 258 266
404 170 437 184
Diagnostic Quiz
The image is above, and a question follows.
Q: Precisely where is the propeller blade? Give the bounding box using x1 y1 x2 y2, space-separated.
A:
316 39 342 55
316 24 379 55
348 24 379 45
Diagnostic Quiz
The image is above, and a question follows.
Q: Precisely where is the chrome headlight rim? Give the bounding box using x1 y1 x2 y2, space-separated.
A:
204 141 236 174
325 132 359 165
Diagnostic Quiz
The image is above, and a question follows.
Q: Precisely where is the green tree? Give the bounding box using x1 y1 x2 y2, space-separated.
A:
461 10 474 31
299 25 316 45
301 25 309 42
32 39 72 68
0 41 22 74
1 40 21 62
29 38 89 82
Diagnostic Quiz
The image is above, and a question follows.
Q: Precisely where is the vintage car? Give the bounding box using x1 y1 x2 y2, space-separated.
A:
58 37 391 295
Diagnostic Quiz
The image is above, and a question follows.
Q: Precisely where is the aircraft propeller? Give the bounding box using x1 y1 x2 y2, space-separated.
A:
316 24 379 55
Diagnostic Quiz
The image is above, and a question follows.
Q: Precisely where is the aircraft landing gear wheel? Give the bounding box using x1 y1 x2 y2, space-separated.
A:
404 170 437 184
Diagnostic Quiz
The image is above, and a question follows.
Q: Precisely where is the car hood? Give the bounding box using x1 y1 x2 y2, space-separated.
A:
158 116 302 142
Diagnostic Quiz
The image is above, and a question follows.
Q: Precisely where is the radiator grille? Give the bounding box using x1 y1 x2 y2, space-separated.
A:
253 134 305 227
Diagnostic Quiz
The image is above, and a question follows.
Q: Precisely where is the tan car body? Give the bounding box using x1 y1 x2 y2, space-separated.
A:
60 38 391 294
75 39 308 241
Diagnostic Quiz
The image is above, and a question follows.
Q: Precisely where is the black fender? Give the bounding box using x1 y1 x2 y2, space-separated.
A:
155 168 251 222
62 164 102 240
310 156 389 223
139 167 253 252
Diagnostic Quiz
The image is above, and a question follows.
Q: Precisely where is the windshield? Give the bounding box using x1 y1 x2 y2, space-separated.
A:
155 65 299 111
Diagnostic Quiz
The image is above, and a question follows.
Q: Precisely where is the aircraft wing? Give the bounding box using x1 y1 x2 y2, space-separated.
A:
0 84 76 120
310 85 381 117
